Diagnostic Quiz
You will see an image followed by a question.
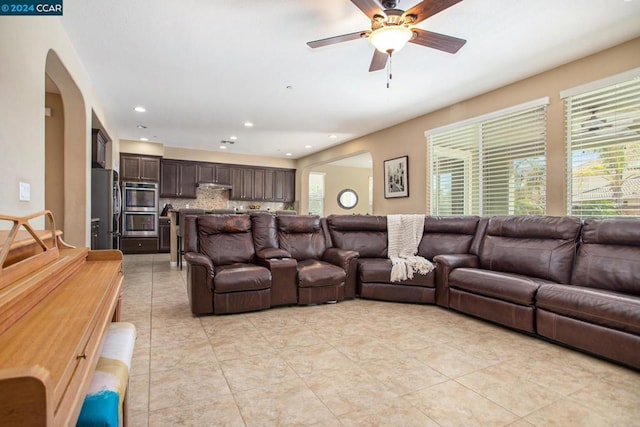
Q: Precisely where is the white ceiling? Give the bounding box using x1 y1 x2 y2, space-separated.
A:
60 0 640 160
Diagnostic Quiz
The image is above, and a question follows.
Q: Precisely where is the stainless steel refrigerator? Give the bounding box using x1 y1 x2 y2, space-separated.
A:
91 168 122 249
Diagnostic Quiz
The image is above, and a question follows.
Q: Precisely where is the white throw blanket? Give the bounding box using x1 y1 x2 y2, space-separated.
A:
387 214 434 282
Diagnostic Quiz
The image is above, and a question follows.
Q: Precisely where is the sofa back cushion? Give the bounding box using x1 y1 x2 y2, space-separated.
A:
571 218 640 296
197 215 255 265
480 215 581 284
325 215 388 258
251 212 279 251
418 216 480 260
277 215 326 260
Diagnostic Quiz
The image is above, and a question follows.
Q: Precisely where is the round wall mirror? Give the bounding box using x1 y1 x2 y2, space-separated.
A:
337 189 358 210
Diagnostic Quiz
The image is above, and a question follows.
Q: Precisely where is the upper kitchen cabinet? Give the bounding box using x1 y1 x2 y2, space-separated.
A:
230 166 255 201
229 166 295 202
196 163 231 185
161 159 197 198
120 153 161 182
91 129 107 168
274 169 295 202
253 168 266 200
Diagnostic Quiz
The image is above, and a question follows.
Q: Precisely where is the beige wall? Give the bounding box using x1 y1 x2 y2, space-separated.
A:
120 140 296 169
296 37 640 216
44 92 65 224
0 17 117 245
312 165 372 215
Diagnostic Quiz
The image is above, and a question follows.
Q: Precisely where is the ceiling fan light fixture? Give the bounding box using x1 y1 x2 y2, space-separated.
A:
369 25 413 54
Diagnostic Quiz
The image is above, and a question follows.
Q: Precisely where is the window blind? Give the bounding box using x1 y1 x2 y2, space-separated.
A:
565 75 640 218
429 103 547 216
308 172 325 216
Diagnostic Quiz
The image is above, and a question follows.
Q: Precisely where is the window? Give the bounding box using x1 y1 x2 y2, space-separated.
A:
563 70 640 218
427 99 548 216
308 172 325 216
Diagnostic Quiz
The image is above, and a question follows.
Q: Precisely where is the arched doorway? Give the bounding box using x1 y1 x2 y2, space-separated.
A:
45 50 88 246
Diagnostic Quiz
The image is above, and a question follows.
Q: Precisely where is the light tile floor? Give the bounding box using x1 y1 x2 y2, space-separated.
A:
122 254 640 426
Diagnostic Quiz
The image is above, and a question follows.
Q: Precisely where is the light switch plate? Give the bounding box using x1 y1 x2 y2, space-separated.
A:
19 182 30 201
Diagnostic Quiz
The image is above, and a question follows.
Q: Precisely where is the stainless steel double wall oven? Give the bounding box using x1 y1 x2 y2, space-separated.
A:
122 181 159 237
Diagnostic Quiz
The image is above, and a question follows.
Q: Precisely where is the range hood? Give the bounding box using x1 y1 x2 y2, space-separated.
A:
197 182 232 190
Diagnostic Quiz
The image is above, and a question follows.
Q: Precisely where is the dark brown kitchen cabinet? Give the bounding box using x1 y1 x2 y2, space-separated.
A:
230 167 255 200
253 168 266 200
158 217 171 253
216 165 231 185
196 163 215 183
120 154 160 182
91 129 107 168
229 166 295 202
274 169 295 202
196 163 231 185
161 160 197 198
120 237 158 254
284 170 295 202
263 169 275 201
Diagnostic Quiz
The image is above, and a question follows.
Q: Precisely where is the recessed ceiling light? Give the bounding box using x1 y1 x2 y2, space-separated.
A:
220 145 227 150
305 145 312 149
230 135 238 140
329 134 337 139
244 121 254 127
134 106 146 113
285 152 292 157
137 124 147 129
139 137 149 141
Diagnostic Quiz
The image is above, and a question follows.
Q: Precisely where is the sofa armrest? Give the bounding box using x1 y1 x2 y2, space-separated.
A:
185 251 214 274
257 257 298 306
184 251 215 315
255 247 291 260
323 248 360 299
433 254 479 308
323 247 359 268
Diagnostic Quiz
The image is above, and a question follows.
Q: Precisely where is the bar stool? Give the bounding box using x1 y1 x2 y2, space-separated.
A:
176 208 205 269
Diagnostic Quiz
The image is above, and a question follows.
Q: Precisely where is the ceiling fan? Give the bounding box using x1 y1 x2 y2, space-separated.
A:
307 0 467 72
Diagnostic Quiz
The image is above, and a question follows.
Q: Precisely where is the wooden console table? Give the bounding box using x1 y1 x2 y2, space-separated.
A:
0 211 124 426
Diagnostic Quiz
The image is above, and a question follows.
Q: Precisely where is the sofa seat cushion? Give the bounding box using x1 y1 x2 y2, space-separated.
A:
214 263 271 293
358 258 434 287
537 284 640 335
450 268 554 305
297 259 345 288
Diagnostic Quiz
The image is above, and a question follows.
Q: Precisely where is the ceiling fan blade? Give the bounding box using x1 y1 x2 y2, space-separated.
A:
351 0 384 19
369 49 388 72
410 28 466 53
307 31 367 48
403 0 463 25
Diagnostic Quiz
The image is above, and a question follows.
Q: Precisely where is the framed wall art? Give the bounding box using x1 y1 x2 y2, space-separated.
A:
384 155 409 198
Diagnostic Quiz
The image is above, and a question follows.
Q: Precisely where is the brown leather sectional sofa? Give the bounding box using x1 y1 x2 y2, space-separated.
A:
183 212 640 370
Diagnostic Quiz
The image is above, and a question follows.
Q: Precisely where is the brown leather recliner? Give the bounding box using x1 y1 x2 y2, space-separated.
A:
536 218 640 369
276 215 358 305
183 214 271 315
436 215 582 333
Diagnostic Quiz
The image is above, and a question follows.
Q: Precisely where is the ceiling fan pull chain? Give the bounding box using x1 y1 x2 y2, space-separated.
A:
387 51 393 89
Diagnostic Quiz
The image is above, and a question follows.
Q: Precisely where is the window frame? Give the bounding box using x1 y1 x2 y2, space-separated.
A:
562 68 640 218
426 97 549 216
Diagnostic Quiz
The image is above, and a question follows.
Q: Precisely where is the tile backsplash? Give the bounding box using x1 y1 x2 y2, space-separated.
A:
159 187 291 213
